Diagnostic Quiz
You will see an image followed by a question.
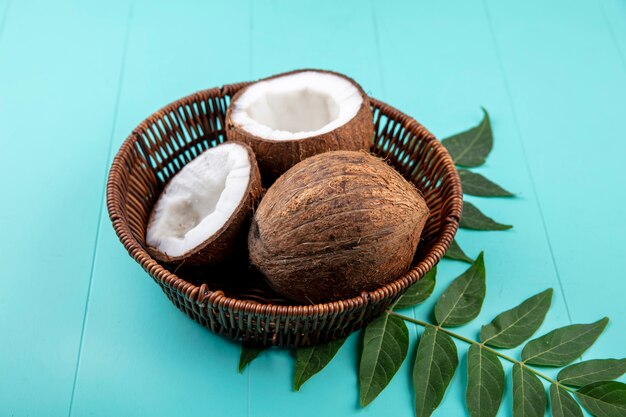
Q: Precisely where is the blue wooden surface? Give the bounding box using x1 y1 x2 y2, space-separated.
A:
0 1 624 416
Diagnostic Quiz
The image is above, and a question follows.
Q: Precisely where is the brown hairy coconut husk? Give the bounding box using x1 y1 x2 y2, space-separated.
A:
248 150 430 303
146 142 262 266
225 69 374 183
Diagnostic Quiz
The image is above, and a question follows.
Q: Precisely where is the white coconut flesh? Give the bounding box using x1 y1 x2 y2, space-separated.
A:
230 71 363 140
146 143 251 257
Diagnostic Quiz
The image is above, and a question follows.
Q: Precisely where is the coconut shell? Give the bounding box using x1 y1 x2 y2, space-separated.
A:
147 143 262 266
225 69 374 183
248 150 430 304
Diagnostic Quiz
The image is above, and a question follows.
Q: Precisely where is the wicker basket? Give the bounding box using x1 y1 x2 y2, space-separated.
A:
106 81 462 348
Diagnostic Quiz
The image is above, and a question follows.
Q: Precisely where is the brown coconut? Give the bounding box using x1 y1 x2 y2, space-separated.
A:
146 142 262 266
248 150 430 304
225 69 374 183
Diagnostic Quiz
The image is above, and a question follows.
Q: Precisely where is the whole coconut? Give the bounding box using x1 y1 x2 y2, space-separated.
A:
248 150 429 304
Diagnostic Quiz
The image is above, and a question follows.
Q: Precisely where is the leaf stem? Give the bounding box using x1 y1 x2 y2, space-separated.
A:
388 311 576 393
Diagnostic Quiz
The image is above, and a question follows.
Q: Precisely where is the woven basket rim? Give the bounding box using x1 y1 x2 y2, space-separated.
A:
106 86 462 317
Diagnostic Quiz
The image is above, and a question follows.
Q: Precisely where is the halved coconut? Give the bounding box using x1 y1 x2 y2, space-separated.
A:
225 69 374 182
146 142 262 266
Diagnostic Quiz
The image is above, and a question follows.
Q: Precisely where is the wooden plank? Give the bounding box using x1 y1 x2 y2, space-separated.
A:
67 1 253 416
249 0 384 92
485 0 626 358
0 1 130 416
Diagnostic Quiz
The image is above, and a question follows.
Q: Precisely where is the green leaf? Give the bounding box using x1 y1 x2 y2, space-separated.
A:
512 363 547 417
413 326 458 417
442 108 493 167
239 344 266 373
294 337 347 391
435 252 486 327
444 239 473 263
466 345 505 417
359 314 409 406
460 201 513 231
576 381 626 417
558 359 626 387
521 318 609 367
550 383 583 417
480 289 553 349
394 268 436 310
459 169 514 197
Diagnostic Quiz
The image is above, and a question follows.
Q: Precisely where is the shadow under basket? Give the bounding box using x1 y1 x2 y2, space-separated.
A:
106 82 463 348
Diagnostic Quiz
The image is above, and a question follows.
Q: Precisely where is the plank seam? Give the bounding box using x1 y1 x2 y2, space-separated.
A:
0 0 12 47
481 0 574 325
247 4 253 417
248 0 254 78
597 0 626 73
66 3 135 416
369 0 386 98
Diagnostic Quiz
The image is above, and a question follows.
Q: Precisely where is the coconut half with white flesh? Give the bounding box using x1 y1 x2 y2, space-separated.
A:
146 142 262 266
225 69 374 182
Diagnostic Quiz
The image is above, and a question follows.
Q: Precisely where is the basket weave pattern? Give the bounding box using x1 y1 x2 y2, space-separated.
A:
106 82 462 347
